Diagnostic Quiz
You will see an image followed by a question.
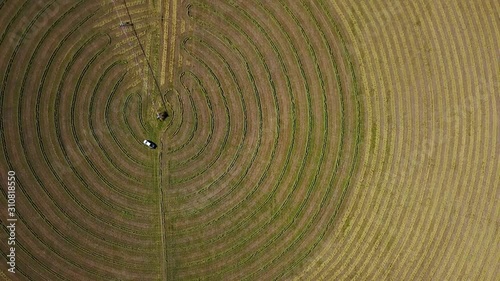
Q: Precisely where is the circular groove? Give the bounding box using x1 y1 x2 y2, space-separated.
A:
0 0 498 280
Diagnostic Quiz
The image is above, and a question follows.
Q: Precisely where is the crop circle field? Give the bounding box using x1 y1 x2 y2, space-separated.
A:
0 0 499 280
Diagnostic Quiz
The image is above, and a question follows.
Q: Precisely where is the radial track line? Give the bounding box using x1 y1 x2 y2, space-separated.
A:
160 0 170 85
158 147 169 280
110 0 149 93
122 0 167 107
160 0 179 86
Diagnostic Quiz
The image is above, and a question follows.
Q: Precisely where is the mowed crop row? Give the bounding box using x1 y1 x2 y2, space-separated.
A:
161 0 362 279
297 0 500 280
0 0 166 280
1 0 498 280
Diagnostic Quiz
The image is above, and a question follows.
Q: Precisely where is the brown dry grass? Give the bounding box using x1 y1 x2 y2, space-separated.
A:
0 0 498 280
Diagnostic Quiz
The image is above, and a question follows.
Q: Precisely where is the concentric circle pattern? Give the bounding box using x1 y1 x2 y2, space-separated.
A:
0 0 498 280
162 0 360 279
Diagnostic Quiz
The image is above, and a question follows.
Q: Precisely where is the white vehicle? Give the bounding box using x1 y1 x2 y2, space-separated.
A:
143 140 157 149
